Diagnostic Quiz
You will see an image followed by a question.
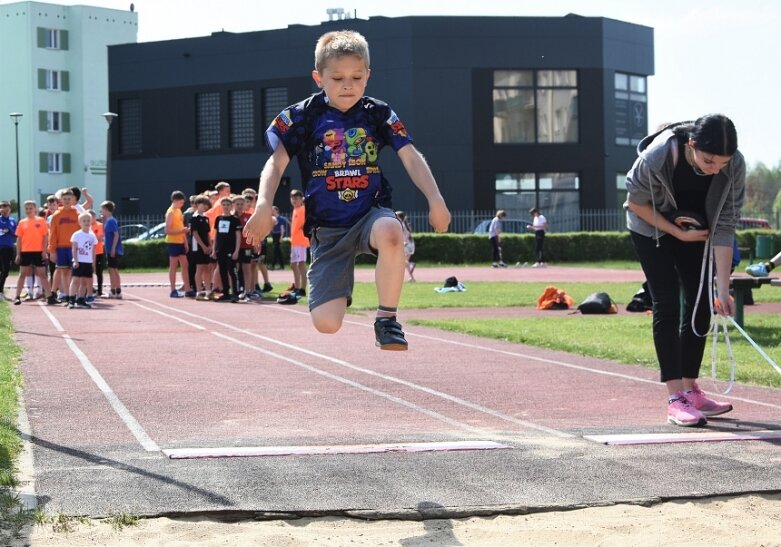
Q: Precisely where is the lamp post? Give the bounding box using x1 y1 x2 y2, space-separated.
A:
102 112 117 201
9 113 23 217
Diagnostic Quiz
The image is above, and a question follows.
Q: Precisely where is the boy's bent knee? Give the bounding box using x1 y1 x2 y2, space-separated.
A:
312 314 343 334
371 217 403 248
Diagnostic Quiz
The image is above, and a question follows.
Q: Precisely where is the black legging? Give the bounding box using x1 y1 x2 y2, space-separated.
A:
271 233 284 269
534 230 545 263
95 253 105 294
630 231 711 383
0 247 12 292
490 236 503 262
217 254 239 297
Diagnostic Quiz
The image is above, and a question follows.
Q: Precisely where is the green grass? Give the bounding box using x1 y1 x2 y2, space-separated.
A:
0 305 22 479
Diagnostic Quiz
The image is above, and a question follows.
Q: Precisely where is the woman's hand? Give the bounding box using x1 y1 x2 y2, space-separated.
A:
675 228 709 243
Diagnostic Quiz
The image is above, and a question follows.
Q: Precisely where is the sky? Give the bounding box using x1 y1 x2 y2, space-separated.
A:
5 0 780 166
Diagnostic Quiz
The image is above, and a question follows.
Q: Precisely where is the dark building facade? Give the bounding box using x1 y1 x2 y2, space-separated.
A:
108 15 653 229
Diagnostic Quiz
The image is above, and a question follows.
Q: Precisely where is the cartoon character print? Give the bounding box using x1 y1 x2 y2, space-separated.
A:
323 128 346 164
345 127 367 157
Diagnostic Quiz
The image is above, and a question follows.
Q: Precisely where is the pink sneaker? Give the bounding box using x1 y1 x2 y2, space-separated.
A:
667 393 707 427
686 385 733 417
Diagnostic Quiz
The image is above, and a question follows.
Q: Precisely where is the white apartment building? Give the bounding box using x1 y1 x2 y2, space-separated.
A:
0 1 137 209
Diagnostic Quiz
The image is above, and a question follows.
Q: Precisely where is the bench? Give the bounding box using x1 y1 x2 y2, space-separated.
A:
729 276 777 327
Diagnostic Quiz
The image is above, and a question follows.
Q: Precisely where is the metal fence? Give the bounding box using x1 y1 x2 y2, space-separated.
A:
116 208 780 235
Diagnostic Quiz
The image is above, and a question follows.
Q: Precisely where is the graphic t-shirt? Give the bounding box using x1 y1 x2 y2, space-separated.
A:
266 91 414 229
71 230 98 263
103 216 123 256
189 213 211 252
214 215 241 255
15 218 48 252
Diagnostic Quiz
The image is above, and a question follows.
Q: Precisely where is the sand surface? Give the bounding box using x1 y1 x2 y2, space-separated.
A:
27 493 781 546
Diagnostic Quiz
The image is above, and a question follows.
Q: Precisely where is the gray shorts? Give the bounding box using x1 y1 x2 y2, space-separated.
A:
307 206 398 310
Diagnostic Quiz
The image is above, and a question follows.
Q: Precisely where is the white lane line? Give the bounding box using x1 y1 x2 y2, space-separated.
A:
211 331 491 436
128 293 570 438
38 304 160 452
342 320 781 411
163 440 511 460
584 430 781 446
125 299 206 330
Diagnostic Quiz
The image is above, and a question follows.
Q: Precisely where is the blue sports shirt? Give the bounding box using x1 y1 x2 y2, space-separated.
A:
266 91 413 229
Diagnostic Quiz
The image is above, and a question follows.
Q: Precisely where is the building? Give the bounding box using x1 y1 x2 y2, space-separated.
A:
108 15 653 228
0 1 137 209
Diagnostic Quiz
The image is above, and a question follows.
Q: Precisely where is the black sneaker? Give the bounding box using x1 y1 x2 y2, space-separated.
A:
277 292 299 305
13 297 22 306
215 295 233 302
374 316 408 351
296 288 306 297
47 294 58 305
262 282 273 293
74 298 92 309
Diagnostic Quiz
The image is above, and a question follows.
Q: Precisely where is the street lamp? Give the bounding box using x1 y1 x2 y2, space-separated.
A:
102 112 117 201
9 113 22 217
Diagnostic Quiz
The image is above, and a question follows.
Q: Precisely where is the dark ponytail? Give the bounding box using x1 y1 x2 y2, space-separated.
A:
672 114 738 156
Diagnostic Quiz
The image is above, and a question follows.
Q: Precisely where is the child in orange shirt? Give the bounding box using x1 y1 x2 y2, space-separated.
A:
13 201 56 305
89 210 105 301
48 189 80 303
277 189 308 305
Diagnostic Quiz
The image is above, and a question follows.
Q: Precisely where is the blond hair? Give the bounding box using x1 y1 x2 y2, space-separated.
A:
314 30 370 73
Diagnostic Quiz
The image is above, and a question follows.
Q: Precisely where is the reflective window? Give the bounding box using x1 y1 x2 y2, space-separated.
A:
47 153 63 173
493 70 578 143
229 90 254 149
614 72 648 146
495 172 579 231
263 87 289 128
196 92 221 150
47 111 61 132
118 99 142 155
45 29 60 49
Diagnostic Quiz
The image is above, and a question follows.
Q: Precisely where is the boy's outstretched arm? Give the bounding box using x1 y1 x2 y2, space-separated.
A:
244 146 290 246
397 144 451 233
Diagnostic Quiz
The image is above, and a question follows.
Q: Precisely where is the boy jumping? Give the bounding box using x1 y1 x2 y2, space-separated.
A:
243 30 450 350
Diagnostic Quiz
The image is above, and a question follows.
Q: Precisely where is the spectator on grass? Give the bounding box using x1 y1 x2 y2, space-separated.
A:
488 210 506 268
164 190 190 298
101 201 123 299
625 114 744 427
527 207 548 268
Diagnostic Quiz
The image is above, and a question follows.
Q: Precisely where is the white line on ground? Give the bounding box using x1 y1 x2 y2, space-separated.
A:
38 304 161 452
128 293 571 438
211 331 492 436
584 429 781 445
163 440 512 460
344 320 781 411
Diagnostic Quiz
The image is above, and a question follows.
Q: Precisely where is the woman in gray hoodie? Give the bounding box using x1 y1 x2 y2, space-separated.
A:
625 114 745 427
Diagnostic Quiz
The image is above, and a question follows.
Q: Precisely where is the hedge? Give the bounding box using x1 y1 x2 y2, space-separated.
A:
120 230 781 268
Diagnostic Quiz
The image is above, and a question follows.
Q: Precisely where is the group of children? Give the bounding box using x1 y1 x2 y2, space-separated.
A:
163 184 280 303
0 187 123 309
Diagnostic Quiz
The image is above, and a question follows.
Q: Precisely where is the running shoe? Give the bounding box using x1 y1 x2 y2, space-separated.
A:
195 291 209 301
667 393 707 427
169 290 183 298
184 290 197 298
745 263 769 277
74 298 92 309
46 294 58 306
374 316 408 351
276 292 299 305
685 384 733 417
215 295 233 302
13 297 21 306
85 295 95 303
262 282 273 293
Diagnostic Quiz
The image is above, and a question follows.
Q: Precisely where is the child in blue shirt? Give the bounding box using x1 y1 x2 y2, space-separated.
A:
243 30 450 350
0 201 17 300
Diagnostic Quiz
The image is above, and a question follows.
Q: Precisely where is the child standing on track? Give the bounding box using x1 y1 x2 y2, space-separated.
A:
101 201 123 299
68 212 98 309
48 189 80 303
276 190 308 305
212 197 241 303
243 30 451 349
188 196 212 300
0 201 16 301
89 210 105 300
13 201 56 305
164 191 190 298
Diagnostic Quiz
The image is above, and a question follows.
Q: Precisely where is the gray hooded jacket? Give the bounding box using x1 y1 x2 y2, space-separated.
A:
624 127 745 247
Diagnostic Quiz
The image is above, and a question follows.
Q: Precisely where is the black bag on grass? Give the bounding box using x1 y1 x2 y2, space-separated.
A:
626 282 653 312
577 292 617 314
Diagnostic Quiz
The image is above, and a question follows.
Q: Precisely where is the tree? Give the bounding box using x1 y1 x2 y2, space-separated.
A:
744 162 781 214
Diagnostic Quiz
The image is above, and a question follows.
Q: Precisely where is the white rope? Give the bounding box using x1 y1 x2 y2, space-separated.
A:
710 315 736 395
727 316 781 377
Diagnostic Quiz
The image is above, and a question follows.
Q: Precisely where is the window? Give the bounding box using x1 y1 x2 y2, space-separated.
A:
614 72 647 146
616 172 628 209
495 172 580 231
196 92 221 150
46 29 60 49
263 87 288 128
49 111 61 132
118 98 142 155
229 90 254 148
47 70 60 90
37 69 69 91
40 152 70 174
493 70 578 144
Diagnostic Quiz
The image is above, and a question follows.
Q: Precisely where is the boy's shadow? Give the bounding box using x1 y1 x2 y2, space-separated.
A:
399 501 462 547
